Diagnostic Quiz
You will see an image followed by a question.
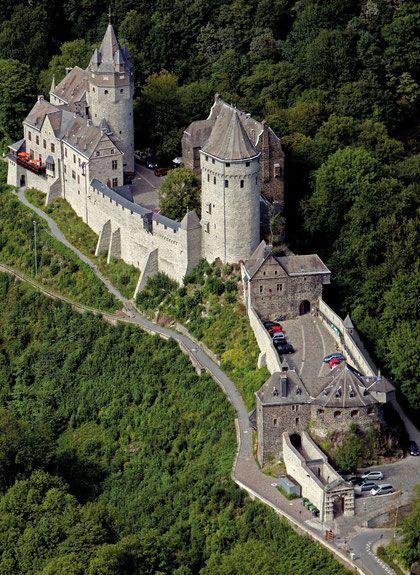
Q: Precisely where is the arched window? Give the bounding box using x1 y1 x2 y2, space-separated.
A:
334 410 341 418
350 410 359 418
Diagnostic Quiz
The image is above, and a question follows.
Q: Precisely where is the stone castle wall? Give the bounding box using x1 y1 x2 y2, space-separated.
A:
200 153 260 263
257 401 311 465
310 403 382 438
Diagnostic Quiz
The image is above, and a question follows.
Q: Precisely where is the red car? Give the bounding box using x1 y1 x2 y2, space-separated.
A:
328 358 342 368
268 325 283 335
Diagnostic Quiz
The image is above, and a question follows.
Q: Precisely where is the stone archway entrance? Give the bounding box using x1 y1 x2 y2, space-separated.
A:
20 174 26 187
333 495 345 517
299 300 310 315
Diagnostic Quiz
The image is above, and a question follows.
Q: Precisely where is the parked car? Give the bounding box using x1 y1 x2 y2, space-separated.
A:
328 358 342 368
408 441 419 456
354 481 377 494
371 484 394 496
272 332 286 341
154 166 172 177
361 470 384 481
323 353 346 363
268 325 283 335
347 476 364 486
311 507 320 517
263 321 281 329
274 342 295 354
147 159 157 169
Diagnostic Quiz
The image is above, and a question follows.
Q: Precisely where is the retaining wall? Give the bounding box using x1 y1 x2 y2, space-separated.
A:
248 305 282 374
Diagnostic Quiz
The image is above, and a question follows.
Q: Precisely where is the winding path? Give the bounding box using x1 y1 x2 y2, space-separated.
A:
12 188 375 574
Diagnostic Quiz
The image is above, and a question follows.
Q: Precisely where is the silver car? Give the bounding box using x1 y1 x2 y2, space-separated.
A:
361 470 384 481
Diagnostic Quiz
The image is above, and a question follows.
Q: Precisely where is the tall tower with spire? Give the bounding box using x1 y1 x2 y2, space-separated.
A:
199 106 260 263
86 22 135 174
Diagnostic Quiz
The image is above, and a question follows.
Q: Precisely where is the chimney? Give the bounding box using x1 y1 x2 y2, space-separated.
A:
37 95 44 102
280 376 288 397
263 243 273 258
65 67 73 75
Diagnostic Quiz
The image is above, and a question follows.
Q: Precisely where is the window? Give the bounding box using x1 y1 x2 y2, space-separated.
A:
224 180 229 188
291 405 298 411
226 162 230 167
112 178 118 187
275 270 278 275
205 155 208 161
207 173 210 182
213 176 216 185
212 158 215 164
73 154 76 163
317 409 324 416
43 139 46 149
64 165 66 173
64 148 67 157
350 410 359 418
367 407 374 415
240 180 244 188
277 284 282 292
273 418 277 426
295 418 300 425
120 88 124 93
206 203 211 215
333 410 342 418
77 174 80 184
72 170 76 180
36 135 39 145
51 143 55 153
259 285 263 293
204 222 210 233
111 148 115 154
245 161 250 167
104 90 108 94
28 131 32 141
112 160 118 170
96 151 100 156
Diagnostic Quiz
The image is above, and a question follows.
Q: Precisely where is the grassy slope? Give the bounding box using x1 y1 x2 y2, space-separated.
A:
0 174 118 312
136 262 270 409
25 188 140 299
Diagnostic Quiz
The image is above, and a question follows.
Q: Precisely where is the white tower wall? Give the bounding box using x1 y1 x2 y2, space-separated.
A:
200 153 260 263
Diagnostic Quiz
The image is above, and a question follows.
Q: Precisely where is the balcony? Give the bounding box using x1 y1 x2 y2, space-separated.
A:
15 152 46 176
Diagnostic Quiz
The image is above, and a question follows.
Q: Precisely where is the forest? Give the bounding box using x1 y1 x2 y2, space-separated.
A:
0 274 354 574
0 0 418 412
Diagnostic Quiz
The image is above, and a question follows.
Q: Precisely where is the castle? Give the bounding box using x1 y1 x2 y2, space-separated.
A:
7 22 284 287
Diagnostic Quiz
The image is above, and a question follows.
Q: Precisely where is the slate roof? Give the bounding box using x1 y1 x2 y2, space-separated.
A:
256 367 311 406
89 24 133 74
51 66 87 105
184 96 274 151
202 107 259 161
313 363 377 408
277 254 331 277
9 138 25 152
25 98 60 129
243 240 331 280
180 210 201 230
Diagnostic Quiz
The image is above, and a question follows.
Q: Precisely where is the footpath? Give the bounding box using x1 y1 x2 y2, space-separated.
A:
9 188 394 575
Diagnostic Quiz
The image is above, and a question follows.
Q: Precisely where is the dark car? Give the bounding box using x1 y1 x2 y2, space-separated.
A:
274 342 295 354
263 321 281 329
347 476 364 486
323 352 345 363
408 441 419 456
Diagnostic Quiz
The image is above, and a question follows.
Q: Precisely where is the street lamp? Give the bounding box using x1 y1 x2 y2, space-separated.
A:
33 220 38 276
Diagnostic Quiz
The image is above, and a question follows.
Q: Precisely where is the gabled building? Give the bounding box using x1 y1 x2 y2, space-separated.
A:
242 240 331 319
183 94 285 208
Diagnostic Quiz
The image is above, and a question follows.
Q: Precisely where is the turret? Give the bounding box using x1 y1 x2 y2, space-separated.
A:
86 23 135 174
200 107 260 263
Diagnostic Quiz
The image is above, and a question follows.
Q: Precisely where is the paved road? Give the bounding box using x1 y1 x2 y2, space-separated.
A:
350 529 396 575
16 188 404 575
131 163 161 209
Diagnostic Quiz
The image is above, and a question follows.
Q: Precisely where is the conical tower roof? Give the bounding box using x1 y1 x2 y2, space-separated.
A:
314 363 376 408
100 23 120 62
202 107 258 161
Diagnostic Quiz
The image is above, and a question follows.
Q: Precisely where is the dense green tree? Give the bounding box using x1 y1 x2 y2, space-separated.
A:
38 40 93 95
0 59 34 144
159 167 200 221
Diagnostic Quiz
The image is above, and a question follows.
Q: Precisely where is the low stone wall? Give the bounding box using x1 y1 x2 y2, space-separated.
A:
248 305 281 374
318 299 376 376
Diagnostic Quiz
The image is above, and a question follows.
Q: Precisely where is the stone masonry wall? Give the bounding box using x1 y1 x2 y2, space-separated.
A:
310 403 382 438
248 305 281 374
249 256 324 319
257 401 311 465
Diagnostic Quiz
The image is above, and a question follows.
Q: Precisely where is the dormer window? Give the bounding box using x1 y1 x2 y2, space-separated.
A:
296 387 302 396
335 388 342 398
272 387 279 397
349 387 355 398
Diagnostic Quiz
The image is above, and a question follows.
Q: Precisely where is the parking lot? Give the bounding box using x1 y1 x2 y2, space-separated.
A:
131 162 162 209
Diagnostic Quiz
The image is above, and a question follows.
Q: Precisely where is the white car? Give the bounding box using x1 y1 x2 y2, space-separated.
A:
370 484 394 496
361 470 384 481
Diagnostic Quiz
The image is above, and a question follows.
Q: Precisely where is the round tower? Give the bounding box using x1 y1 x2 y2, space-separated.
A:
86 24 135 174
200 107 260 263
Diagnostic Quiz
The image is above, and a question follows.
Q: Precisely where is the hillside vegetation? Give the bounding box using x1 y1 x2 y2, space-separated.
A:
137 260 269 408
0 167 118 312
0 274 352 575
0 0 418 409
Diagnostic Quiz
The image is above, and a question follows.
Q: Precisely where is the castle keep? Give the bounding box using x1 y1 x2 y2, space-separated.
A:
7 23 285 285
